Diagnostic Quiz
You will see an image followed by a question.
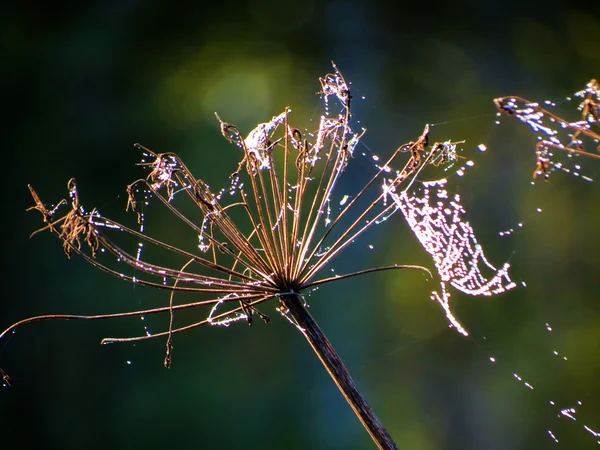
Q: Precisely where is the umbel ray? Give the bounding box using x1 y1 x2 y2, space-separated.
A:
495 78 600 180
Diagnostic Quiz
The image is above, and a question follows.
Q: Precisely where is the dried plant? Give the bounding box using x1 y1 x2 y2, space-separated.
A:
495 78 600 180
2 66 518 449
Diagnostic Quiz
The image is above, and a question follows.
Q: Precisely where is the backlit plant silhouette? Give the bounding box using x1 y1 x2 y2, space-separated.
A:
2 66 524 449
495 78 600 180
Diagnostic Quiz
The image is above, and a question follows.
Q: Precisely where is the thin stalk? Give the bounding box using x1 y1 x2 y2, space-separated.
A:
280 293 399 450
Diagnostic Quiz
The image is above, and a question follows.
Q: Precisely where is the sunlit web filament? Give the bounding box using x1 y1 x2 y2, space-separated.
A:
392 178 516 335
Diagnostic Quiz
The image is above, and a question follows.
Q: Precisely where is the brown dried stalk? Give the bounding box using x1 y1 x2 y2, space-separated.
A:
495 78 600 180
0 66 468 449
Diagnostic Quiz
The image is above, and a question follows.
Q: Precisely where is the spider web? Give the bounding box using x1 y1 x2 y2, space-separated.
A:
393 176 516 336
359 76 600 448
490 81 600 446
413 85 598 447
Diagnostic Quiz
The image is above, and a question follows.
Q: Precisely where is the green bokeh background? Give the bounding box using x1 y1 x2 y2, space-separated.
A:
2 1 600 449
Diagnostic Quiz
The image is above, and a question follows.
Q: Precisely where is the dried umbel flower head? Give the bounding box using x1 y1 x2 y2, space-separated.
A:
495 79 600 181
12 67 435 348
1 65 516 449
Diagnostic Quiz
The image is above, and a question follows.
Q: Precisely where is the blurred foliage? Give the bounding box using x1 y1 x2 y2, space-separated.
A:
1 1 599 449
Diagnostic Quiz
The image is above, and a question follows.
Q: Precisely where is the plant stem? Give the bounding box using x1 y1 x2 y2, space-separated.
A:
280 293 399 450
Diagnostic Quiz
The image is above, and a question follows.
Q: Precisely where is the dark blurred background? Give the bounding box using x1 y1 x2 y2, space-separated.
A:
2 1 600 449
